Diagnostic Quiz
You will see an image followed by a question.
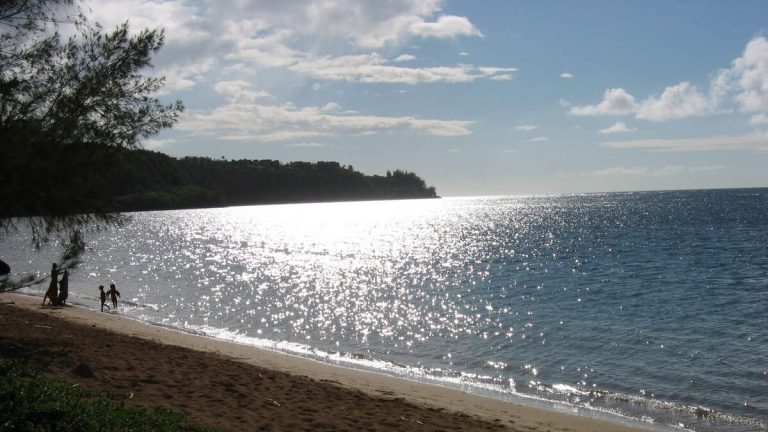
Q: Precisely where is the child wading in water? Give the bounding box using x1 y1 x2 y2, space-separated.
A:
99 285 107 312
107 283 121 310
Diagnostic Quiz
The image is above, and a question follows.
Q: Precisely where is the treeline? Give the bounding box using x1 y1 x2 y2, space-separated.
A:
2 143 438 218
95 146 438 212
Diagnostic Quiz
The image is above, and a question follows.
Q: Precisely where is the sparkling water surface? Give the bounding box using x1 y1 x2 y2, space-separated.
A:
3 188 767 431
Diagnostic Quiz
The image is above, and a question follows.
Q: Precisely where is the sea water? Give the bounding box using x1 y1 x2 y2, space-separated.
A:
2 188 766 431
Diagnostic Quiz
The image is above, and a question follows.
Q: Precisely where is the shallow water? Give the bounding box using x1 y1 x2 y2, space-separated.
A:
3 188 767 431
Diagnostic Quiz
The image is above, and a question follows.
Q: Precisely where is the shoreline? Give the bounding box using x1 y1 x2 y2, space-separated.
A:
1 292 655 432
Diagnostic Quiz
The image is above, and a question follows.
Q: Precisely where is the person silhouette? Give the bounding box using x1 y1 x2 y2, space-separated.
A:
107 283 121 310
57 269 69 305
99 285 107 312
42 263 59 306
0 259 10 275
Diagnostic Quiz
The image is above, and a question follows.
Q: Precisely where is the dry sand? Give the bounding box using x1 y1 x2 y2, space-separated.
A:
0 292 649 431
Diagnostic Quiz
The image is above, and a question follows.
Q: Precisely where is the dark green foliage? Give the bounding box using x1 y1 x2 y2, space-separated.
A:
0 356 214 432
91 147 438 212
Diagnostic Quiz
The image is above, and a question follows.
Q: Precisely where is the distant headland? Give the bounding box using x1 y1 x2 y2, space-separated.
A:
92 146 438 213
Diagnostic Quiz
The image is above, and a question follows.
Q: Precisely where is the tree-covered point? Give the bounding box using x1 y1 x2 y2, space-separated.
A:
102 147 438 212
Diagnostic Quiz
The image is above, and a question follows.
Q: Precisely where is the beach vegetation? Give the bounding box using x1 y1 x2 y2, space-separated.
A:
0 355 215 431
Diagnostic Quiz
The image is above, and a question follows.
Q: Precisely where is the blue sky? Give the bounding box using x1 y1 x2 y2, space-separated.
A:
86 0 768 196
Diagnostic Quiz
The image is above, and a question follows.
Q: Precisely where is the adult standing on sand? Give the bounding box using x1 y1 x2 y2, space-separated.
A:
57 269 69 305
108 283 121 310
42 263 59 306
0 259 10 276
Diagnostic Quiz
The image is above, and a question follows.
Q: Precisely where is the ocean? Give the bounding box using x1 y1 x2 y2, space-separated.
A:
2 188 766 431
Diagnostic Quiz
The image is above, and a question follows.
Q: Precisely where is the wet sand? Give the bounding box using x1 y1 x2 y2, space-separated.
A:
0 293 647 431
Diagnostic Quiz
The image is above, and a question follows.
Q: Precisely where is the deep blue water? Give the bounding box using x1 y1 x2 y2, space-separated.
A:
2 188 767 431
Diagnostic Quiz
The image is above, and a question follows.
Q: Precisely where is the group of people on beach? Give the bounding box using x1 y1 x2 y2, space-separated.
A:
42 263 69 306
41 262 121 312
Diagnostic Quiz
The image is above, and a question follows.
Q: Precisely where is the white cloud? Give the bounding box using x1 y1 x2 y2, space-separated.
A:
152 58 216 94
224 28 303 68
636 82 716 121
530 136 549 142
652 165 725 176
689 165 727 172
587 165 724 177
394 54 417 62
176 100 475 142
87 0 209 43
213 80 271 103
285 53 516 84
599 122 636 134
569 88 637 116
726 36 768 112
85 0 507 89
409 15 483 39
204 1 481 50
601 130 768 152
213 80 270 99
224 41 516 84
749 113 768 124
204 0 447 50
515 124 538 131
588 166 649 176
571 36 768 124
321 102 340 111
286 142 328 147
569 83 715 122
213 80 251 95
459 51 469 56
478 66 514 75
560 72 574 79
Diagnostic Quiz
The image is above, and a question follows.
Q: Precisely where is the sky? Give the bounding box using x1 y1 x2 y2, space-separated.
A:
83 0 768 197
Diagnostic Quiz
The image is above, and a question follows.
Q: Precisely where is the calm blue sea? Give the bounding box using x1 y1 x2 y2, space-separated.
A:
2 188 767 431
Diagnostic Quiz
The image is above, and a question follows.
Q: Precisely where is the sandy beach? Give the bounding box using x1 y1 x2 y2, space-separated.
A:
0 292 648 432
